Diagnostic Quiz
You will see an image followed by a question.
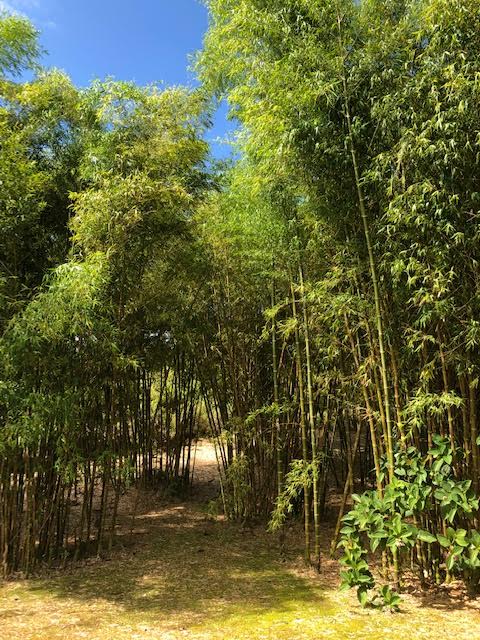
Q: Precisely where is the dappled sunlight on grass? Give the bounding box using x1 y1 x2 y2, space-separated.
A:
1 498 480 639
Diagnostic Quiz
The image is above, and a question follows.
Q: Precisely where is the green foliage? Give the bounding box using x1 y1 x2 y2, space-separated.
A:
223 453 253 520
375 585 402 612
199 0 480 604
0 13 213 574
0 12 39 77
339 436 480 604
3 1 480 616
269 458 315 532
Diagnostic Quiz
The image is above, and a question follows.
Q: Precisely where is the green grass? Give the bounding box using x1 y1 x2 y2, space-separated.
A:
1 501 479 639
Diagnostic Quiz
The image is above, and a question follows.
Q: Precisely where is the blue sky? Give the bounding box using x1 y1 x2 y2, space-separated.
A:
0 0 234 157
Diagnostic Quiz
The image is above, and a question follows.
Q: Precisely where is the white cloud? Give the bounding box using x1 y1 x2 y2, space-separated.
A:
0 1 20 13
0 0 40 16
0 1 57 30
0 0 58 33
0 1 27 17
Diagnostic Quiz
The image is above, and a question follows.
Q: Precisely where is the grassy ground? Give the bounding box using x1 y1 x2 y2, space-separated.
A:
1 444 480 639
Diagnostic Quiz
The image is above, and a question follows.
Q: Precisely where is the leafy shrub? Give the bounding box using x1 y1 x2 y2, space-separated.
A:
339 436 480 607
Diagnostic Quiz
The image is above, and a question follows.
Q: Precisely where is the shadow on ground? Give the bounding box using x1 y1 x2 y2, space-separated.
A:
2 445 479 640
1 499 333 639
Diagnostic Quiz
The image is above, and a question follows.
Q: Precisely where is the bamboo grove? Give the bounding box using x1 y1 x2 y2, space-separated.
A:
0 14 211 575
2 0 480 609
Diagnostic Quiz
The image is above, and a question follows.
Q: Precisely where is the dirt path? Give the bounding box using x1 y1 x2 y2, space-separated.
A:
1 442 480 639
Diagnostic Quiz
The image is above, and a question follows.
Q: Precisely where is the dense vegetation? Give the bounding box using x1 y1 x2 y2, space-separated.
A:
2 0 480 613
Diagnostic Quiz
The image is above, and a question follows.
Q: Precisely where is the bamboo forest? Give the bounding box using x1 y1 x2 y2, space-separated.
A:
1 1 480 638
